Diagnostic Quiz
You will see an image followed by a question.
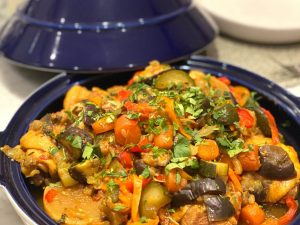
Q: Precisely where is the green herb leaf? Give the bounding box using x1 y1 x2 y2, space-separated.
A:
113 204 126 212
140 167 150 178
216 137 248 157
49 146 59 155
71 136 82 149
174 134 190 158
82 143 94 159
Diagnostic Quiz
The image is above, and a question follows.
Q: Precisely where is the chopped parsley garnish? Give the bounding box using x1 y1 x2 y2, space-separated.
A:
71 135 82 149
165 157 199 172
126 111 140 120
140 167 150 178
49 146 59 155
82 143 94 159
173 134 190 158
147 117 168 134
139 216 148 223
216 136 248 157
113 204 127 212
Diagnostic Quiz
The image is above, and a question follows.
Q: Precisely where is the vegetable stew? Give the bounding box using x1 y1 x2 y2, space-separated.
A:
1 61 299 225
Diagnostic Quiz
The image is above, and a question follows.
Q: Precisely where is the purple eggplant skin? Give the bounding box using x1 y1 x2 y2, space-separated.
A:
57 127 93 161
133 159 147 175
83 103 102 126
259 145 296 180
171 177 226 207
204 195 235 222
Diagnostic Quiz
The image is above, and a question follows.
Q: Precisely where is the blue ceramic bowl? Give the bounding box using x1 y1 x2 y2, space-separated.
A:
1 56 300 224
0 0 216 73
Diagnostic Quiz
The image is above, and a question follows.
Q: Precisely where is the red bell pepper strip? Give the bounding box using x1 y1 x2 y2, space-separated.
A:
124 101 156 118
261 107 280 144
45 189 58 203
118 90 131 101
278 196 298 225
125 177 152 193
237 108 255 128
118 151 133 169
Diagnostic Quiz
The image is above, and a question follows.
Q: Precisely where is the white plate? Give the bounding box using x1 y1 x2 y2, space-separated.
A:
198 0 300 43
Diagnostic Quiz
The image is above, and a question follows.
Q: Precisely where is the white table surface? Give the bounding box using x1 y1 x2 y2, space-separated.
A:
1 1 300 224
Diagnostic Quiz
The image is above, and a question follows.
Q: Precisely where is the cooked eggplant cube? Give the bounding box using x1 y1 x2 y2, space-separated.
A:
199 160 229 178
171 190 195 208
204 195 235 222
69 159 101 183
58 127 93 161
193 177 226 196
259 145 296 180
171 177 226 207
133 159 147 175
83 103 102 126
245 99 271 137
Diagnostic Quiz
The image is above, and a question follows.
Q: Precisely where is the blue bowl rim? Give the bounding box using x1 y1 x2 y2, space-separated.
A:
0 55 300 224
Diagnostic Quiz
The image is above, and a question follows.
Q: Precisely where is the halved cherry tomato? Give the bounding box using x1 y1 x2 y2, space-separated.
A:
114 115 141 146
153 123 173 149
165 169 187 192
237 108 255 128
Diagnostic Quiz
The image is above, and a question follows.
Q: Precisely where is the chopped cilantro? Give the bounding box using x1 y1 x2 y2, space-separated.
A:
82 143 94 159
49 146 59 155
216 137 248 157
139 216 148 223
151 146 168 158
165 157 199 172
126 112 140 119
71 136 82 149
113 204 127 212
147 117 168 134
65 110 75 122
140 167 150 178
173 134 190 158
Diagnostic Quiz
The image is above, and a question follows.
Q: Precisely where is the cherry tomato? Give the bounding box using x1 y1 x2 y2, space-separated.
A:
114 115 141 146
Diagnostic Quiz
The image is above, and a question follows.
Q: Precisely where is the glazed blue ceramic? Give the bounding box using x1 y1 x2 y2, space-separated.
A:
0 0 216 73
0 56 300 224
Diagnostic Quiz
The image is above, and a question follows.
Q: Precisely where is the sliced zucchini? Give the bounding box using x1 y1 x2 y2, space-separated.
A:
214 104 239 125
69 159 101 183
139 182 171 219
199 160 229 178
155 69 195 90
